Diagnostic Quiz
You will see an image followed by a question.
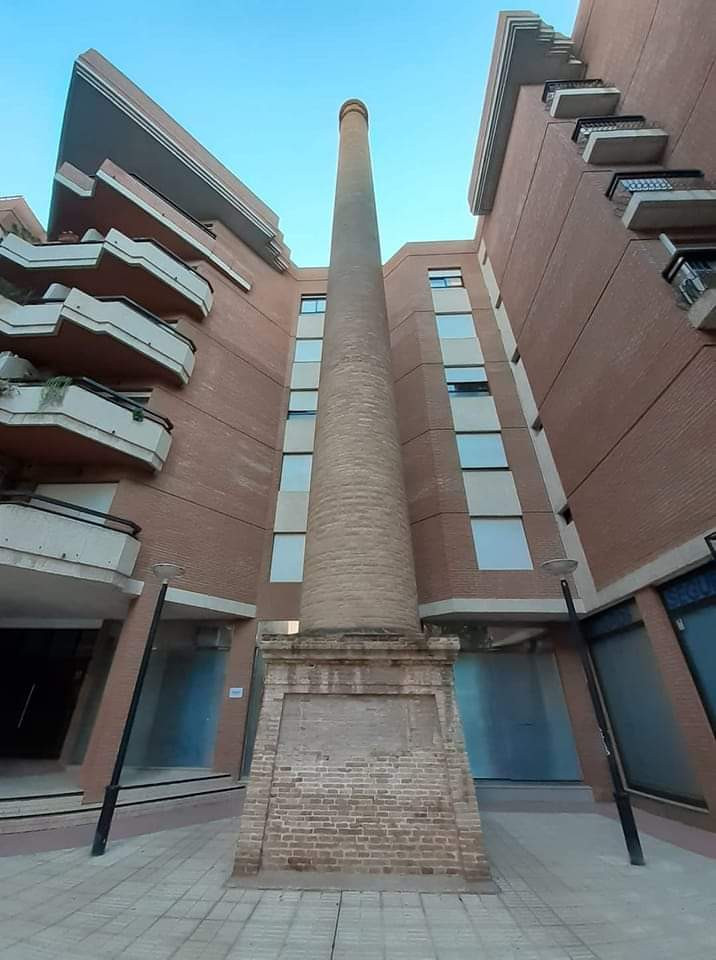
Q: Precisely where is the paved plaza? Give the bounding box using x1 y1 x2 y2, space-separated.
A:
0 807 715 959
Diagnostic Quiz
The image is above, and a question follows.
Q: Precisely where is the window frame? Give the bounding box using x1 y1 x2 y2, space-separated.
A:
456 432 508 470
299 296 326 315
428 268 464 289
470 516 533 570
294 339 323 363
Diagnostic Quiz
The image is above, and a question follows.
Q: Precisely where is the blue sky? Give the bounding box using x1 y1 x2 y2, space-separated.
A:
1 0 577 266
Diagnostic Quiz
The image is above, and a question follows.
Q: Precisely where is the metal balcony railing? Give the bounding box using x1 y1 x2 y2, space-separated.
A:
542 78 604 105
572 115 646 146
27 294 197 353
605 169 706 216
7 377 174 432
662 246 716 307
0 490 141 536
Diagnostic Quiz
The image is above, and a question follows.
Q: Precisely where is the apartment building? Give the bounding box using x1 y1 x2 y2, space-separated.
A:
0 0 714 835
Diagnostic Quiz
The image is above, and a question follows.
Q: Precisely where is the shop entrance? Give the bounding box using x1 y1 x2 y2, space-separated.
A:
451 627 581 782
0 629 96 759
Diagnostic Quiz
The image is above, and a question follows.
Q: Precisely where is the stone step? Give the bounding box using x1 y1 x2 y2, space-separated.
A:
0 773 241 830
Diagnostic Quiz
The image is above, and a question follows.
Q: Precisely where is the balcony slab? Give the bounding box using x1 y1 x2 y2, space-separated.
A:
549 86 620 118
623 189 716 230
0 288 194 384
583 128 668 165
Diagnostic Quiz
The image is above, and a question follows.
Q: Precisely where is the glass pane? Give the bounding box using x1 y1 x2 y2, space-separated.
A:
436 313 474 338
294 339 323 362
457 433 507 468
289 390 318 412
429 277 447 288
300 297 326 314
454 650 581 779
446 276 463 287
590 621 703 803
446 367 487 383
269 534 305 582
280 454 312 491
471 518 532 570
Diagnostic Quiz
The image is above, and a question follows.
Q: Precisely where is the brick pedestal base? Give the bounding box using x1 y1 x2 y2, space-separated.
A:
233 634 492 891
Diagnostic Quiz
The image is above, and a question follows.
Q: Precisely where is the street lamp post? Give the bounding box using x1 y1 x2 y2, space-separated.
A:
541 558 645 866
91 562 185 857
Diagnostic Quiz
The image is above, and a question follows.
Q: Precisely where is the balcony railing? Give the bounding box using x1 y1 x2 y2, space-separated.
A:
572 115 646 146
7 377 174 432
542 78 604 105
605 169 705 200
662 246 716 307
127 171 217 239
0 490 140 536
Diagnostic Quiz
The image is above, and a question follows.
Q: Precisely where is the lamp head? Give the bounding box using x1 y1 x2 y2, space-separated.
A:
540 558 579 578
150 562 185 583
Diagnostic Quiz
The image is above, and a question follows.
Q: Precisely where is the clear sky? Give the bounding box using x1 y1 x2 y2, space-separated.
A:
1 0 578 266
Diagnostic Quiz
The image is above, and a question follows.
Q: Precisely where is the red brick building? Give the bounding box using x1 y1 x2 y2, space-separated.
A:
1 0 714 834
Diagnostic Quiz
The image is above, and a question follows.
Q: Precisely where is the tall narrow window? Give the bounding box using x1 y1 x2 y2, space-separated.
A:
280 454 313 491
445 367 489 395
294 339 323 362
436 313 475 338
288 391 318 416
471 518 532 570
457 433 507 469
428 268 463 288
269 533 305 582
299 296 326 314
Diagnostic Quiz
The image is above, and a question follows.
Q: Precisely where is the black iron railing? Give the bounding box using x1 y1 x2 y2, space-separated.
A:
662 246 716 306
0 490 141 537
605 169 704 200
572 115 646 145
8 378 174 432
542 78 604 104
126 171 217 238
25 294 197 353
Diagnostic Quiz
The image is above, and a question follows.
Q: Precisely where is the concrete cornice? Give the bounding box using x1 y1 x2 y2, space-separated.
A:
468 12 584 215
382 239 478 277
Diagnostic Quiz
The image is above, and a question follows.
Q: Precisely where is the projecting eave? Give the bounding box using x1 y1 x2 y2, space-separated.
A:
49 50 289 271
468 11 584 215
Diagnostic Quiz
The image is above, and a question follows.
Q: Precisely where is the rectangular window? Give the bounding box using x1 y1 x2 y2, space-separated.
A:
587 604 704 805
288 390 318 416
457 433 507 469
445 367 489 395
436 313 475 339
300 296 326 314
269 533 305 582
294 339 323 363
471 518 532 570
280 454 312 491
428 268 463 289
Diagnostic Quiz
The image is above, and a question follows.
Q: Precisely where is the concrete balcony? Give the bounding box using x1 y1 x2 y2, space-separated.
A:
662 244 716 330
549 86 620 119
0 288 195 385
53 161 251 292
0 228 212 319
0 493 140 620
0 379 172 471
623 189 716 230
583 128 668 165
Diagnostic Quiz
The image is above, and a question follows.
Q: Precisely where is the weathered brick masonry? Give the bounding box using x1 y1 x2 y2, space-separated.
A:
233 636 490 886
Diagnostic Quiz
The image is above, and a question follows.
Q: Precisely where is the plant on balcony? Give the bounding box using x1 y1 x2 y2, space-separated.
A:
39 376 72 408
0 378 18 397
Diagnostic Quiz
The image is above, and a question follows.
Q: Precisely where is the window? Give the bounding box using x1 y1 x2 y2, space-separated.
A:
559 505 573 525
457 433 507 469
294 339 323 363
288 390 318 416
471 518 532 570
428 268 463 289
269 533 305 582
587 603 703 805
445 367 489 395
280 454 312 491
436 313 475 339
300 296 326 314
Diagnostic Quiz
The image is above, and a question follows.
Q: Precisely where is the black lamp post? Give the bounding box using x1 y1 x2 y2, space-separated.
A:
541 558 645 867
91 562 184 857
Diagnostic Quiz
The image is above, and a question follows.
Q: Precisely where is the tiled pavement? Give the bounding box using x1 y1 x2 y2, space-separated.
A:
1 809 715 959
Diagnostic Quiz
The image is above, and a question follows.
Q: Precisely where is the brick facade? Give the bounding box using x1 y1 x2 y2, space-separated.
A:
233 636 491 889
